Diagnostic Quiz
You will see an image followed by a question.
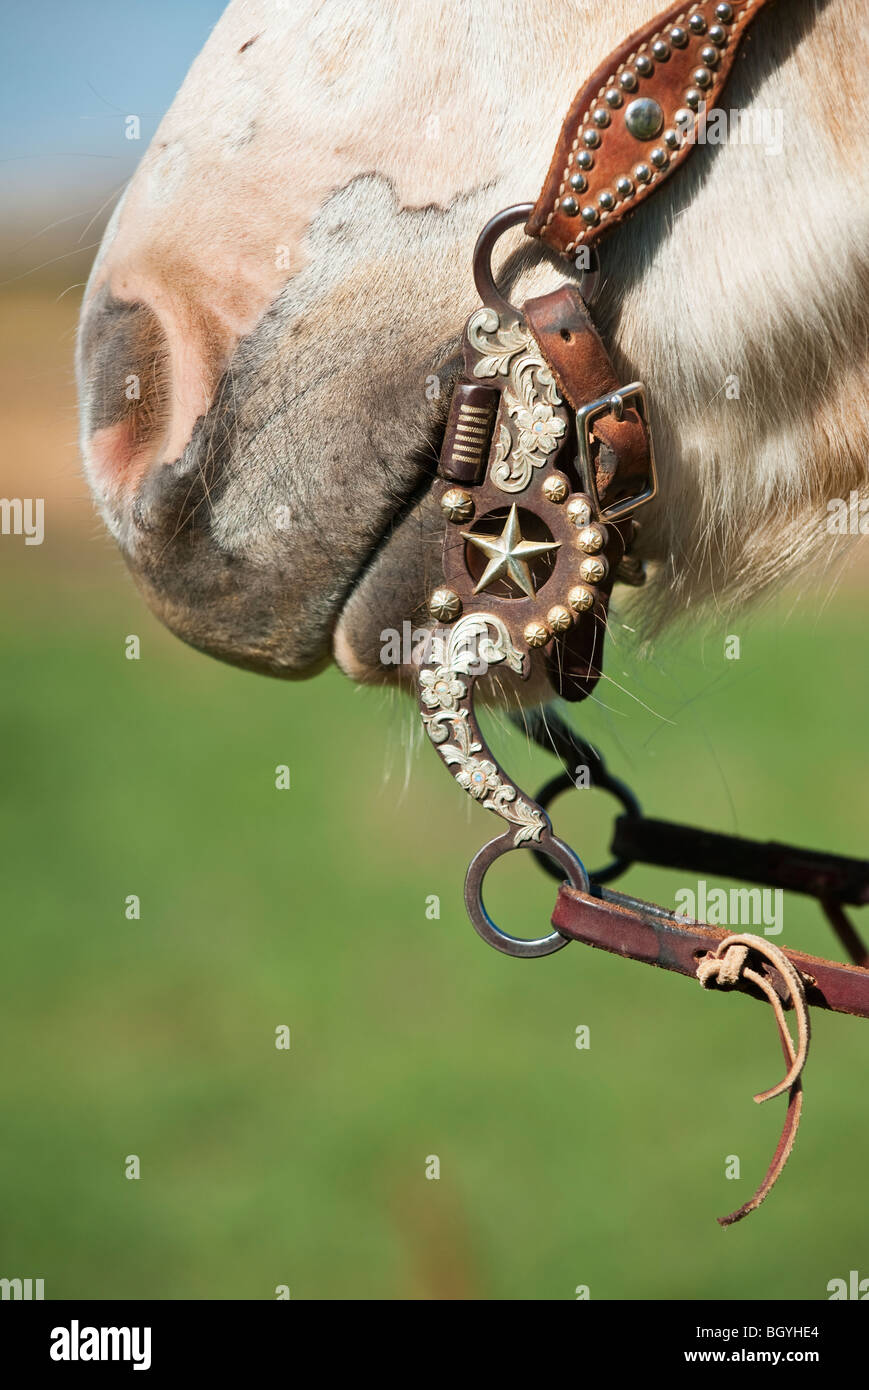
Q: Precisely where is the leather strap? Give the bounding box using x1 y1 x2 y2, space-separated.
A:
551 884 869 1020
523 287 651 509
611 815 869 909
523 286 654 699
526 0 774 256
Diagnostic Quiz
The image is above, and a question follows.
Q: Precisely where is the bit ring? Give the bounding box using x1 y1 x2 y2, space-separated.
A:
464 830 589 957
472 203 600 321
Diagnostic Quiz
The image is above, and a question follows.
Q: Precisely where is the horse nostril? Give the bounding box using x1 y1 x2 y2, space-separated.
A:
78 286 171 496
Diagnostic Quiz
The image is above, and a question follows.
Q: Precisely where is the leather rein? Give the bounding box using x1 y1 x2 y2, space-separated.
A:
416 0 869 1224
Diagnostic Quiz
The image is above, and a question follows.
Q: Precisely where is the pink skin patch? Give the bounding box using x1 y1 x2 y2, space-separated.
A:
87 418 156 503
101 255 267 469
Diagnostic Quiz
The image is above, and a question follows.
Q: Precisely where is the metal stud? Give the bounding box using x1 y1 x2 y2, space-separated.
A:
566 497 593 528
440 488 473 523
547 605 572 634
624 96 665 140
524 620 551 649
569 172 587 193
685 89 702 111
693 66 713 88
582 128 601 148
663 128 680 150
542 473 569 504
579 556 608 585
592 107 611 128
650 147 668 168
561 196 579 216
581 205 600 226
651 39 670 61
605 87 623 108
578 557 608 587
619 70 638 91
598 190 615 211
429 588 462 622
577 525 605 554
616 175 634 197
689 12 707 33
634 162 652 183
669 26 688 47
700 45 720 65
708 24 727 44
716 2 734 21
635 54 654 77
568 586 595 614
675 107 695 130
576 150 594 170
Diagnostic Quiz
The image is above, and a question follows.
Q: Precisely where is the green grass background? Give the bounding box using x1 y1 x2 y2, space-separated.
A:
2 538 867 1300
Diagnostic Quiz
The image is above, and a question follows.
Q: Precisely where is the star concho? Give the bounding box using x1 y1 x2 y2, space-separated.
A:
462 504 560 597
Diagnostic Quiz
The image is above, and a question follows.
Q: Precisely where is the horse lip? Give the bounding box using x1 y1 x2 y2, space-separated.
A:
331 430 445 647
94 305 460 677
109 398 446 680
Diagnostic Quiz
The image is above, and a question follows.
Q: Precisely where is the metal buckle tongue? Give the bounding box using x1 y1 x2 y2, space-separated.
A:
576 383 657 522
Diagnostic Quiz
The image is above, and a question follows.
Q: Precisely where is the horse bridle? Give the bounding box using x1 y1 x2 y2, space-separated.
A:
415 0 869 1224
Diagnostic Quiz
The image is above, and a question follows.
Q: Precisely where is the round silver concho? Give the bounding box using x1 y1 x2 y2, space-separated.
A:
624 97 665 141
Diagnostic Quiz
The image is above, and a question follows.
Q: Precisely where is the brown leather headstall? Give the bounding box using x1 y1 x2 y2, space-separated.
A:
416 0 869 1224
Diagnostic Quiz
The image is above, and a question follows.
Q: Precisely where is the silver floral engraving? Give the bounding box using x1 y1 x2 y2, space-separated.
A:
419 614 546 845
468 308 567 493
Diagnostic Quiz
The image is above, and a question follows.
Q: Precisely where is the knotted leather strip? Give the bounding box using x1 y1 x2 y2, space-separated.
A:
526 0 774 256
696 934 810 1225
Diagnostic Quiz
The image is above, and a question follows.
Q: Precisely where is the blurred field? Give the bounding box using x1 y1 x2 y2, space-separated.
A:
1 286 868 1300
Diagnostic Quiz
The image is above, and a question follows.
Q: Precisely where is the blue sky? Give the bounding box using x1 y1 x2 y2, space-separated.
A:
2 0 225 233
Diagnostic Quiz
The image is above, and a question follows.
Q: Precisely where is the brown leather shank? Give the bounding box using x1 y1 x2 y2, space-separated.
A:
526 0 774 257
552 885 869 1020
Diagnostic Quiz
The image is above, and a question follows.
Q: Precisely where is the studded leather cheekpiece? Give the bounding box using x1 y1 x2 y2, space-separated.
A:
526 0 775 255
433 283 654 707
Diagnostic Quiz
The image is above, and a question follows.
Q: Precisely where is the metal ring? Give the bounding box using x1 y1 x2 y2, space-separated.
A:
464 830 589 958
533 771 640 885
472 204 534 320
472 203 600 320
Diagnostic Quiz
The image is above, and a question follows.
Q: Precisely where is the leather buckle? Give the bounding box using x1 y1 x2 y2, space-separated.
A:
575 382 657 523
